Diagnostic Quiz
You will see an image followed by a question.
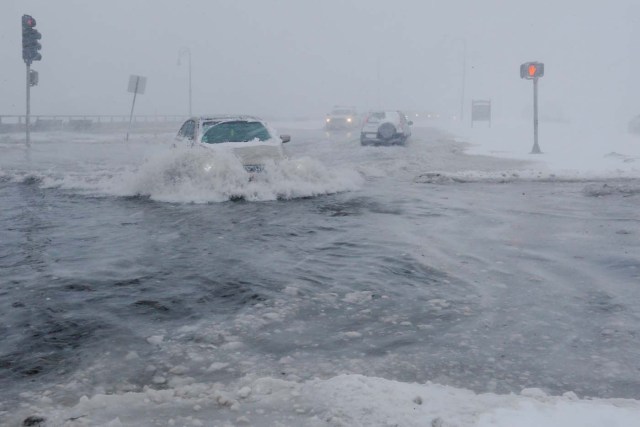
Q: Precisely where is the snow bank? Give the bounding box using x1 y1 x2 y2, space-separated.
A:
445 119 640 177
12 374 640 426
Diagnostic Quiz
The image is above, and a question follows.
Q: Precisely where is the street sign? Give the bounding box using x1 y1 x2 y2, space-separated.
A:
128 75 147 94
471 100 491 127
520 61 544 154
126 75 148 141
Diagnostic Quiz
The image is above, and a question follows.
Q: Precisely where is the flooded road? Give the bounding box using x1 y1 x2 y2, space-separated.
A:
1 124 639 425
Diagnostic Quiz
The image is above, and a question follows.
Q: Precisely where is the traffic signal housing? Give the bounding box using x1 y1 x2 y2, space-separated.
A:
22 14 42 65
29 69 39 87
520 61 544 79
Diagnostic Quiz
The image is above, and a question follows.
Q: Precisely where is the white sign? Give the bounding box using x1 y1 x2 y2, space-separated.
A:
127 75 147 95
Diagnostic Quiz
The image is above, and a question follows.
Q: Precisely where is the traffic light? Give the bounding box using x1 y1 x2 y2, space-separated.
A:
29 69 39 87
22 14 42 65
520 62 544 79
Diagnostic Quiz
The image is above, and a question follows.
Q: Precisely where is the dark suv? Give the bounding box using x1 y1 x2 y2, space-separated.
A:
325 106 359 130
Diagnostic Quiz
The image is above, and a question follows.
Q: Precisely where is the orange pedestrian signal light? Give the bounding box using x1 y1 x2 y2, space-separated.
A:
520 61 544 79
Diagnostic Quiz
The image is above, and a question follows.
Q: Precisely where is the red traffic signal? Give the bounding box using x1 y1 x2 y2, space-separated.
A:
520 62 544 79
22 14 42 65
22 15 36 28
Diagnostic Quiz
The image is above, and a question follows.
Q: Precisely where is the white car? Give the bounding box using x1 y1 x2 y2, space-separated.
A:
360 110 412 146
176 115 290 172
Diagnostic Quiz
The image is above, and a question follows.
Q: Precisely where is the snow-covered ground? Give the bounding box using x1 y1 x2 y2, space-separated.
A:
443 118 640 177
13 374 640 427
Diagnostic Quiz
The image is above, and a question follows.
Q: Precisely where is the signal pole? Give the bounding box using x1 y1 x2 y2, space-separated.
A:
26 64 31 146
21 14 42 147
520 61 544 154
532 76 540 154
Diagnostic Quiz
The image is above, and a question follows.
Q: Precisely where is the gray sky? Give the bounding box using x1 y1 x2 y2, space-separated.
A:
1 0 638 122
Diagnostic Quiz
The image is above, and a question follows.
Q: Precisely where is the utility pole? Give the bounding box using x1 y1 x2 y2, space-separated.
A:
444 36 467 123
376 56 381 109
460 39 467 123
178 47 192 116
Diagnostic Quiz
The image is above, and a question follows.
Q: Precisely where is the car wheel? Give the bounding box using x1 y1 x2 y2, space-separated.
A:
378 123 396 140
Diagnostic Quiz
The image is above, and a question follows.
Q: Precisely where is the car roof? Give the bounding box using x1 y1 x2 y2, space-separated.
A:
368 110 401 118
191 115 264 123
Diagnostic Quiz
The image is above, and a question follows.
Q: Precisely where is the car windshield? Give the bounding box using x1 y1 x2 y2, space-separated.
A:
366 112 386 123
331 109 354 115
201 120 223 133
201 121 272 144
385 111 400 121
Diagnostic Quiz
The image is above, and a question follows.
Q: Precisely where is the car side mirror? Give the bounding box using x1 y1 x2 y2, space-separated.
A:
280 135 291 143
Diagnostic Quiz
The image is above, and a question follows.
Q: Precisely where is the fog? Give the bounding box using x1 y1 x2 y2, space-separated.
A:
2 0 639 125
3 3 640 426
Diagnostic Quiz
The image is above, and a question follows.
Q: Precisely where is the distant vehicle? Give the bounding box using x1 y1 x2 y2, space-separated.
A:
325 106 359 130
360 110 413 146
628 115 640 134
176 115 290 172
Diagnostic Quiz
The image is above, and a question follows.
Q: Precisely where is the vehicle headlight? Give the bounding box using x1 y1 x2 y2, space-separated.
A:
203 164 212 172
347 117 352 122
326 118 331 122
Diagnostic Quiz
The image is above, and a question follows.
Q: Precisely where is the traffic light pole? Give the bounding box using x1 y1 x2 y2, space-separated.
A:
26 63 31 147
21 14 42 147
520 61 544 154
531 77 541 154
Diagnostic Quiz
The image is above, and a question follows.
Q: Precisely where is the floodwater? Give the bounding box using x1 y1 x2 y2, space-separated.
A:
1 124 639 424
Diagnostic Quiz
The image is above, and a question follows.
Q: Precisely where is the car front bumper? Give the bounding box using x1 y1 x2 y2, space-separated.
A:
325 119 357 129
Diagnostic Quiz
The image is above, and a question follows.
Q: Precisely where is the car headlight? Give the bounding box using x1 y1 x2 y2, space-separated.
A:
326 118 331 122
347 117 352 122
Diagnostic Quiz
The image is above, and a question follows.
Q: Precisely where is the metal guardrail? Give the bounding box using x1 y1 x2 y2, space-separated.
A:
0 114 187 123
0 114 186 124
0 114 187 133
